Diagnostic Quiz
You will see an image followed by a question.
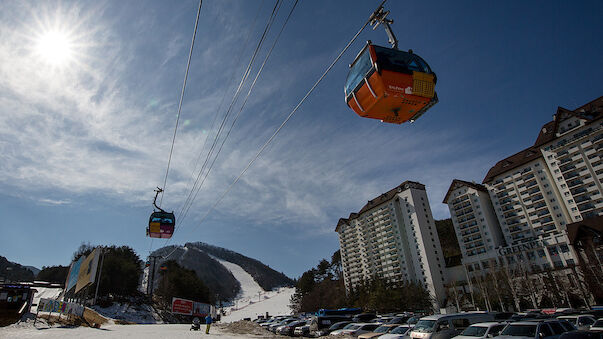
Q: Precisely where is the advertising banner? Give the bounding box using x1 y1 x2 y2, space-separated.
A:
193 301 212 317
75 248 100 293
38 298 84 317
171 297 193 315
65 257 84 292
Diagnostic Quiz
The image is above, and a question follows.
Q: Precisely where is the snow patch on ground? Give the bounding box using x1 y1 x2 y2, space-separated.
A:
0 323 272 338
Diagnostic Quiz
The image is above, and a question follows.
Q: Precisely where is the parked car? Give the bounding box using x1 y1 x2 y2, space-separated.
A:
591 319 603 332
278 320 307 336
451 322 506 339
388 316 412 325
294 324 311 337
316 321 352 336
410 312 494 339
330 323 380 336
378 324 415 339
271 318 297 333
495 319 575 339
353 314 378 323
358 324 400 339
311 315 353 333
557 315 597 331
558 330 603 339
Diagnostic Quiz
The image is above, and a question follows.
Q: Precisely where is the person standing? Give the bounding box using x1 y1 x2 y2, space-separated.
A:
205 314 212 334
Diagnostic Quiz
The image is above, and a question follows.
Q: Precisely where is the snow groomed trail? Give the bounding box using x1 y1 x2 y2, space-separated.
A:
214 258 294 322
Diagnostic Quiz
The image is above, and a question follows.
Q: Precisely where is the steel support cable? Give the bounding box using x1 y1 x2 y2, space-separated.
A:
148 0 203 255
178 0 299 227
174 0 282 228
160 11 373 261
178 1 266 221
175 0 281 228
159 0 203 207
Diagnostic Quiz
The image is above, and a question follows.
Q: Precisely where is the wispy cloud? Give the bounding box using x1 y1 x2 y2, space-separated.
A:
0 1 500 243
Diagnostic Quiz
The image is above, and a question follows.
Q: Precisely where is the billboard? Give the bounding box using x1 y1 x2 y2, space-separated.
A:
65 257 84 292
38 298 84 317
171 297 193 315
193 302 212 317
171 297 215 317
75 248 100 293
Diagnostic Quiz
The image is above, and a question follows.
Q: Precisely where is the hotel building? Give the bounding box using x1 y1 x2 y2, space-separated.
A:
335 181 447 308
445 96 602 275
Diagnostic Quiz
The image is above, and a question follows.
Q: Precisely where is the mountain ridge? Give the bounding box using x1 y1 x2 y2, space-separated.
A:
150 242 294 302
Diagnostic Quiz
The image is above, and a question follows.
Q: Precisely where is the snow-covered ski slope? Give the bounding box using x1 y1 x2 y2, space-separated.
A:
215 258 293 322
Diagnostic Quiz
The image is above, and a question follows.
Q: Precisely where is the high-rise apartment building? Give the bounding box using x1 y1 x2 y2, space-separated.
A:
335 181 447 308
445 96 602 275
443 179 505 271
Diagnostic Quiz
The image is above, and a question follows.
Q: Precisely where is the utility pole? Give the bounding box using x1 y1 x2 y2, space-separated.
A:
148 255 161 296
93 247 106 305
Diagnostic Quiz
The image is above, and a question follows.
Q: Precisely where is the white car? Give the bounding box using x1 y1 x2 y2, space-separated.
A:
378 324 414 339
330 323 380 336
557 315 596 331
452 322 506 339
591 319 603 332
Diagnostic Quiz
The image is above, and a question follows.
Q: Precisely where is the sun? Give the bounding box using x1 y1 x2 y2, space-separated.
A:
35 30 74 66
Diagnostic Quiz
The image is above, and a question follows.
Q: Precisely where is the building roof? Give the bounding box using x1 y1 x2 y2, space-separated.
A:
566 215 603 246
334 181 425 233
442 179 488 203
483 95 603 184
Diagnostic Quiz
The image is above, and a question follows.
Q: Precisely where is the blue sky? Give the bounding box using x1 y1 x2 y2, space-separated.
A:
0 0 601 278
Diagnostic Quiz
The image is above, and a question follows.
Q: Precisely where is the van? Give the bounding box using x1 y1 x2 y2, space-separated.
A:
409 312 494 339
309 315 352 332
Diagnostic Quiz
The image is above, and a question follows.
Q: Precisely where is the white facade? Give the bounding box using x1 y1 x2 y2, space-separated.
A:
443 180 505 271
336 181 447 309
464 97 603 274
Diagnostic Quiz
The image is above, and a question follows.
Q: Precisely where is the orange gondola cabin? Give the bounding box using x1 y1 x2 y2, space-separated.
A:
344 42 438 124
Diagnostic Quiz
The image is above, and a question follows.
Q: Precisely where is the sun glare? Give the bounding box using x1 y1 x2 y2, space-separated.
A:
35 30 74 66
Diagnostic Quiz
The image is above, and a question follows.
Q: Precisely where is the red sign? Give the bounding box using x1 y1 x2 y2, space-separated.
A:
172 297 193 315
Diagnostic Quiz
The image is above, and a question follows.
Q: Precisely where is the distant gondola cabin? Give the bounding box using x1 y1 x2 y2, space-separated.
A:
344 42 438 124
147 211 175 239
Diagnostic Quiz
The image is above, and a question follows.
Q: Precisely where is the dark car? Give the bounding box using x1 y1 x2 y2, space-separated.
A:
316 320 352 336
388 316 411 325
353 313 377 323
559 330 603 339
310 315 352 332
277 320 307 336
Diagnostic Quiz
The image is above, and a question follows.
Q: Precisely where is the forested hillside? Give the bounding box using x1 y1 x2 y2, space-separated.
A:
0 256 34 282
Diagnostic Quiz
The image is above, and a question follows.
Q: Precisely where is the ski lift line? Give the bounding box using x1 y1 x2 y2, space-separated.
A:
159 0 203 207
177 0 299 228
183 5 374 244
174 0 283 227
179 0 267 221
161 0 381 259
175 0 281 225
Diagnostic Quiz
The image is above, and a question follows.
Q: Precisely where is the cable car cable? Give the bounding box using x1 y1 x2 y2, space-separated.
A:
175 0 282 227
162 2 374 259
180 1 267 219
178 0 298 227
158 0 203 207
147 0 202 253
